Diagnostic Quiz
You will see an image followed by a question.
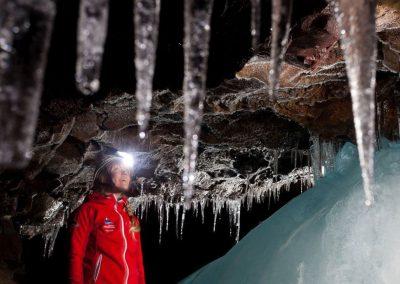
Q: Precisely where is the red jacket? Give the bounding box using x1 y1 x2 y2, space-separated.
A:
70 192 145 284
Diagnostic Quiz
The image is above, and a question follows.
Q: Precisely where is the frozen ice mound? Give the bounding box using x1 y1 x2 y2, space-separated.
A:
182 140 400 284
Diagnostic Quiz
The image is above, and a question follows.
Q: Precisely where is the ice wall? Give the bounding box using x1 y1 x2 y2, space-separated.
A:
182 140 400 284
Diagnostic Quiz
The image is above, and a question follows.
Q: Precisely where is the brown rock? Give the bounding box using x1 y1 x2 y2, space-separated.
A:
235 1 400 139
70 111 100 142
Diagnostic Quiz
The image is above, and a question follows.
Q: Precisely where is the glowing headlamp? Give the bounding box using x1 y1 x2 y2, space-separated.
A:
116 151 135 168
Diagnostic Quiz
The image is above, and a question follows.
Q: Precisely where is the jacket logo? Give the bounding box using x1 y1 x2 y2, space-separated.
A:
101 218 116 233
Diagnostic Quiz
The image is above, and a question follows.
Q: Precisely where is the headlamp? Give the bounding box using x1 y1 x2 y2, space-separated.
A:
116 151 135 168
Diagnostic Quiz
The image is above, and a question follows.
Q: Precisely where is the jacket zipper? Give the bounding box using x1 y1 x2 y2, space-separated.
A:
114 196 129 284
93 253 103 282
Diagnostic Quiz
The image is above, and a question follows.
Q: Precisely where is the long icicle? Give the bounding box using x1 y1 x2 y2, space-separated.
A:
134 0 161 139
0 0 56 168
333 0 377 206
250 0 261 50
268 0 293 99
75 0 109 95
182 0 214 204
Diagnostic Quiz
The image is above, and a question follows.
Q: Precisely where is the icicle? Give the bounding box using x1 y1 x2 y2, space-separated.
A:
250 0 261 50
47 226 60 257
269 0 293 99
200 199 206 224
158 201 163 244
144 198 151 221
235 206 241 242
175 203 180 238
310 135 321 182
43 233 50 258
180 208 186 239
333 0 377 206
43 225 60 257
212 199 222 232
0 0 56 168
140 182 144 196
75 0 109 95
213 205 218 232
321 141 336 175
182 0 214 203
291 145 301 169
134 0 161 138
300 179 304 193
193 201 199 217
246 194 253 211
140 201 145 219
273 149 280 176
165 204 170 232
227 200 241 243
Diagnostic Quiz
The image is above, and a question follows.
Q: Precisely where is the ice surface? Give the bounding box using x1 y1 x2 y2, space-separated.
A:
182 140 400 283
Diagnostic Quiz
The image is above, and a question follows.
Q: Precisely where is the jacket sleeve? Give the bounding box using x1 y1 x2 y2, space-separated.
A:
69 204 94 284
135 217 146 284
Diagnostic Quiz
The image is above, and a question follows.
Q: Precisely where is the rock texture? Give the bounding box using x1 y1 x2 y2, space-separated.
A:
236 1 400 139
1 86 311 237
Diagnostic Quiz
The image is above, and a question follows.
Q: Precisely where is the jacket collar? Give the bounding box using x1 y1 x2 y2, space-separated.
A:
110 193 128 206
88 191 128 207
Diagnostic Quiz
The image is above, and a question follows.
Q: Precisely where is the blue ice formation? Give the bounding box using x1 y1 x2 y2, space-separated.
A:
182 140 400 284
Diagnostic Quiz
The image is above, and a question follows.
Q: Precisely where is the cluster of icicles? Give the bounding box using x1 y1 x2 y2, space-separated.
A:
126 139 337 245
19 197 75 257
127 165 313 245
1 0 379 247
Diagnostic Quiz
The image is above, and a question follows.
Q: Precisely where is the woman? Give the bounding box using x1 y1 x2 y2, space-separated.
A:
70 152 145 284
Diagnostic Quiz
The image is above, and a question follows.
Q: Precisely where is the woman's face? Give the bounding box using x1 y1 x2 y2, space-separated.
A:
110 162 131 191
